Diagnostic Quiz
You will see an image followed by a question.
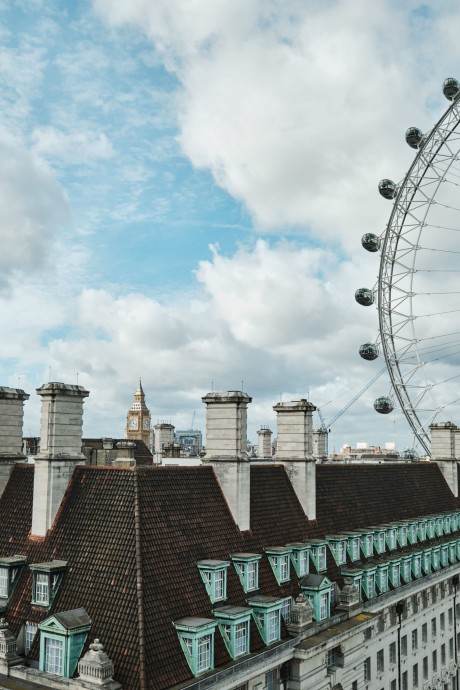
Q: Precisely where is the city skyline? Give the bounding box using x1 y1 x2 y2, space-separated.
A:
2 1 460 450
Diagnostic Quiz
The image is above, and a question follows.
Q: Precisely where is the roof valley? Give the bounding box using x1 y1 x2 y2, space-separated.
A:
133 467 146 690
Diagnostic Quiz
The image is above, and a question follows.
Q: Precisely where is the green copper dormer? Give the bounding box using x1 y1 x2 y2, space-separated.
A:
325 535 348 566
231 553 261 593
247 595 283 645
394 522 408 548
38 608 91 678
361 565 377 599
421 547 432 575
418 518 428 542
388 558 401 588
405 520 419 545
174 617 217 677
448 541 457 565
435 515 444 538
376 563 389 594
381 524 398 551
265 546 292 585
360 530 375 559
455 511 460 530
442 512 452 534
426 516 436 539
341 567 363 602
401 556 412 584
0 555 26 608
367 527 386 555
214 606 251 659
304 540 327 572
441 543 449 567
451 512 459 532
411 551 422 579
456 538 460 561
287 543 310 577
197 560 230 604
300 574 333 622
30 560 67 608
341 533 361 563
432 546 441 570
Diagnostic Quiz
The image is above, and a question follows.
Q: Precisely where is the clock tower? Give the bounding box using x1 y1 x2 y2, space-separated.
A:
126 379 151 445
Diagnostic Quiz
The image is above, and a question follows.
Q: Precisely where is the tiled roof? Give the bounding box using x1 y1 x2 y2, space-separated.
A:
0 461 459 689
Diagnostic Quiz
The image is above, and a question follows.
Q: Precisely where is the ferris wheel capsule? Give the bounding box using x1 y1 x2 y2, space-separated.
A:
361 233 381 252
359 342 379 360
374 396 394 414
355 288 374 306
378 179 397 200
402 448 419 461
443 77 460 101
405 127 423 149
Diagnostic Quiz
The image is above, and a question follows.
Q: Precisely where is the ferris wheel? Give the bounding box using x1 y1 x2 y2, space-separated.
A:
355 78 460 456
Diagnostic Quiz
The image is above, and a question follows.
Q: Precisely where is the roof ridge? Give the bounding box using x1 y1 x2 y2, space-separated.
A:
133 467 146 690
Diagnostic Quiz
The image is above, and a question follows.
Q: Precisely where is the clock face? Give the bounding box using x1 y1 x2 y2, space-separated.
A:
129 418 138 429
143 419 150 430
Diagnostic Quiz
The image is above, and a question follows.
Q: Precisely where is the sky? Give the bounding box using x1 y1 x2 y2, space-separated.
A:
2 0 460 452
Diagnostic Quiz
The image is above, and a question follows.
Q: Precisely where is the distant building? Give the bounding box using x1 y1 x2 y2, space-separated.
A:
125 379 151 446
174 428 203 455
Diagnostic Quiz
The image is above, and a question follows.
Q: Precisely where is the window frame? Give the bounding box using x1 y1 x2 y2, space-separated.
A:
30 561 66 608
231 553 261 593
174 618 217 677
197 560 230 604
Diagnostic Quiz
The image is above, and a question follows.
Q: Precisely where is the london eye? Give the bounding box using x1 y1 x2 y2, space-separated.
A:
356 78 460 455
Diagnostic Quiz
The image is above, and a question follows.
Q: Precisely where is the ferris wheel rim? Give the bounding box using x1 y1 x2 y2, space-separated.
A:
378 94 460 456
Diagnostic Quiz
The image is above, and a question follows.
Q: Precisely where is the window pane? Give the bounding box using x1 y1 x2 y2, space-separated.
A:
35 573 49 604
234 622 248 657
25 622 38 655
0 568 8 598
197 635 211 672
45 637 63 675
266 610 279 642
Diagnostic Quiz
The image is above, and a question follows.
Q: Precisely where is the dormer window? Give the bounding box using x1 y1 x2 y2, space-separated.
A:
449 542 457 564
383 526 397 551
265 547 291 584
287 543 310 576
343 533 360 562
300 574 333 622
422 548 432 575
411 552 422 578
426 517 436 539
214 606 251 659
326 536 347 566
247 596 283 645
443 513 452 534
418 519 427 542
397 524 408 548
174 618 217 676
376 564 388 593
0 555 26 606
306 540 327 572
435 516 444 537
231 554 261 593
432 546 441 571
441 544 449 567
362 532 374 558
38 607 91 678
361 567 376 599
388 559 401 588
367 527 386 555
30 560 67 608
407 521 418 545
197 560 230 604
401 557 411 583
451 513 458 532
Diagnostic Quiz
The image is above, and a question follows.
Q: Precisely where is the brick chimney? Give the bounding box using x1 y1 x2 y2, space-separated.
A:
0 387 29 497
273 399 317 520
202 391 252 530
257 426 273 459
31 382 89 537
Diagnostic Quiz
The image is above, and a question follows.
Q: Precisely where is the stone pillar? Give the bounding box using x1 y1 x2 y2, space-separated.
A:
273 400 317 520
430 422 458 497
202 391 252 531
0 387 29 498
287 594 314 636
257 426 272 459
77 639 122 689
32 383 89 537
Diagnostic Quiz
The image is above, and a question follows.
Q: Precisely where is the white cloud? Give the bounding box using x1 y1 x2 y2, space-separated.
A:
92 0 456 251
31 126 115 163
0 133 69 288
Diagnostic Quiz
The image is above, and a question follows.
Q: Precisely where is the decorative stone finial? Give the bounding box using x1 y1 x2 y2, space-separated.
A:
287 593 314 636
0 618 22 670
77 638 121 687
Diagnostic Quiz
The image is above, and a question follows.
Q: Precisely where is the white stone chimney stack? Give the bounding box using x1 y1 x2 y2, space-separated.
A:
273 399 317 520
257 426 272 459
32 382 89 537
202 391 252 531
0 387 29 497
430 422 459 497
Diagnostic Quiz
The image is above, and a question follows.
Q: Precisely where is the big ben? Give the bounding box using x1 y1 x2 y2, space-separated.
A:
126 379 151 445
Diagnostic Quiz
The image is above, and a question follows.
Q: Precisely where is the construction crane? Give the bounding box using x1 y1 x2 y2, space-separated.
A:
317 365 388 458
